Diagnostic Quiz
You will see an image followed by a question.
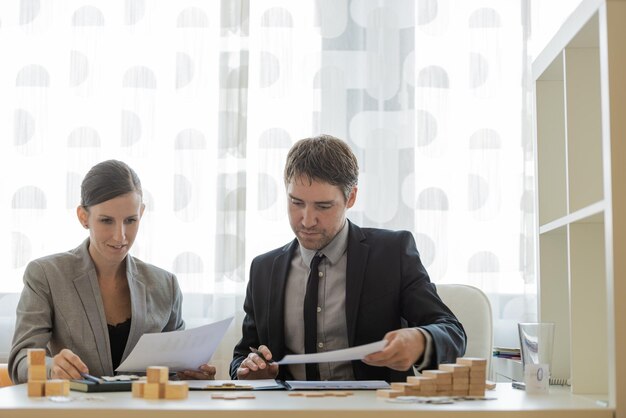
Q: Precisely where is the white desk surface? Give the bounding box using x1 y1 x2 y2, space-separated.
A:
0 383 613 418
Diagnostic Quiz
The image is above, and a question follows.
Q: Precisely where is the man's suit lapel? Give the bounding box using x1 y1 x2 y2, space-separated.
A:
345 221 368 346
267 240 297 359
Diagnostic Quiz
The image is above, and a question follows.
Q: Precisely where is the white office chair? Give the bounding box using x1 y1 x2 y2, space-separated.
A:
436 283 493 374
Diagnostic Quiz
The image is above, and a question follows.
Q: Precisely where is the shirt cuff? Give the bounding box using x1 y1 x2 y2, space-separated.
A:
414 328 433 371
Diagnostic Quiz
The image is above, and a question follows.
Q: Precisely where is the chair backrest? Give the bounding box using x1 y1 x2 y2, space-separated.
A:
0 363 12 387
436 284 493 373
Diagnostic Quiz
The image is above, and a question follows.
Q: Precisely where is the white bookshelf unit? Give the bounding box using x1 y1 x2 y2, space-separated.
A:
533 0 626 416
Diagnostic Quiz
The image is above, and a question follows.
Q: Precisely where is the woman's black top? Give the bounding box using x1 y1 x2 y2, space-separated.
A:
108 317 131 372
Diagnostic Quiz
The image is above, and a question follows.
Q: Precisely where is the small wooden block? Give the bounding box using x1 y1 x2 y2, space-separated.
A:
304 392 325 397
376 389 403 398
211 393 225 399
288 392 304 396
468 390 485 397
236 393 256 399
391 382 420 394
27 349 46 366
27 381 45 397
28 365 47 381
457 357 487 366
485 380 497 390
329 392 350 397
144 382 165 399
422 370 453 384
406 376 437 389
131 381 145 398
146 366 169 384
45 379 70 396
438 364 470 376
165 382 189 400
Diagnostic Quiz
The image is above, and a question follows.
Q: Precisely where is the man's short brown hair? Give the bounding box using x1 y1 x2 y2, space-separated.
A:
284 134 359 200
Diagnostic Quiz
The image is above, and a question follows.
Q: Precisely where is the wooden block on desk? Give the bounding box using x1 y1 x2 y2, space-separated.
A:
422 370 453 384
304 392 326 397
469 370 487 381
468 389 486 397
328 391 351 397
45 379 69 396
236 393 256 399
457 358 487 370
485 380 497 390
132 381 145 398
438 364 470 376
146 366 169 384
390 382 420 394
212 393 255 400
452 382 469 390
165 382 189 400
27 349 46 366
28 365 47 381
376 389 404 398
144 382 165 399
406 376 437 390
27 381 45 397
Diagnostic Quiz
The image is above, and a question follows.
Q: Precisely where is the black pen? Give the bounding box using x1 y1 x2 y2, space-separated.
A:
249 346 274 365
80 372 104 384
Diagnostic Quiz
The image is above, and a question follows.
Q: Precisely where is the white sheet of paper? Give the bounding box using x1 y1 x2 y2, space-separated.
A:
276 340 387 365
116 317 233 372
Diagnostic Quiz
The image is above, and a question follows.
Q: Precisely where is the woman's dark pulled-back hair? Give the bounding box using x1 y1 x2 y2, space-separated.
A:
284 134 359 200
81 160 143 208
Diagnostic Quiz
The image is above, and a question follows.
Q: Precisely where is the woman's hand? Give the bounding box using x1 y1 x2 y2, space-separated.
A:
52 348 89 379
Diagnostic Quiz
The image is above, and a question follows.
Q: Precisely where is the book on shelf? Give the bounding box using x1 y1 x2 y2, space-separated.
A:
492 347 521 360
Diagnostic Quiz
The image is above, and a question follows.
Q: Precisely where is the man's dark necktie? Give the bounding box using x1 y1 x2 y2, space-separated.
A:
304 253 324 380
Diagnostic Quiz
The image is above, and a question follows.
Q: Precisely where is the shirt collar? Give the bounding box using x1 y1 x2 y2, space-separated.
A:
299 220 349 266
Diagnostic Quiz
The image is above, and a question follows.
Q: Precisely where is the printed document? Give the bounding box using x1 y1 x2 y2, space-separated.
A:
116 317 233 372
276 340 387 365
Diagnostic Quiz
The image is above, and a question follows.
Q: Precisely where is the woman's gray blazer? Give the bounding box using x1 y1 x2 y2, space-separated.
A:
8 239 185 383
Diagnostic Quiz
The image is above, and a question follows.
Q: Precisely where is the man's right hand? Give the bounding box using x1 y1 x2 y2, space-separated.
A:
236 345 279 380
52 348 89 380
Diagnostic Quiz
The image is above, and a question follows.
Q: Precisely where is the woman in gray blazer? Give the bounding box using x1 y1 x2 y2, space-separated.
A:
8 160 215 383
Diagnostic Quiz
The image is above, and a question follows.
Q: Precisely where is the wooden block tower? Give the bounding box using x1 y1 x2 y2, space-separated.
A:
26 348 69 397
376 357 489 399
132 366 188 400
457 357 487 397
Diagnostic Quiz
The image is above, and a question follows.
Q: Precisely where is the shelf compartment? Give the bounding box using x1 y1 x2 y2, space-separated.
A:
538 226 571 382
569 213 607 395
564 12 604 214
536 54 567 225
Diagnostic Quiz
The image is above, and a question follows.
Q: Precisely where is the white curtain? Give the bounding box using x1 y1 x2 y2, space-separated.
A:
1 0 555 377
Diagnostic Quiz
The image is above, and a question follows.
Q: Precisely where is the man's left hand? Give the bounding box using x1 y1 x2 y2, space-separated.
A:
176 363 217 380
362 328 426 371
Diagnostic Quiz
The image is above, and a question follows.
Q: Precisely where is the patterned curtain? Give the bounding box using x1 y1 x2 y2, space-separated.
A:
1 0 574 377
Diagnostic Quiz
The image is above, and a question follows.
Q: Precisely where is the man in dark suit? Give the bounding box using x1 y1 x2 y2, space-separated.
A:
230 134 466 382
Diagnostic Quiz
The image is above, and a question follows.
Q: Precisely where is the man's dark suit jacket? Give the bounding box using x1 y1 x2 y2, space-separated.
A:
230 221 466 382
